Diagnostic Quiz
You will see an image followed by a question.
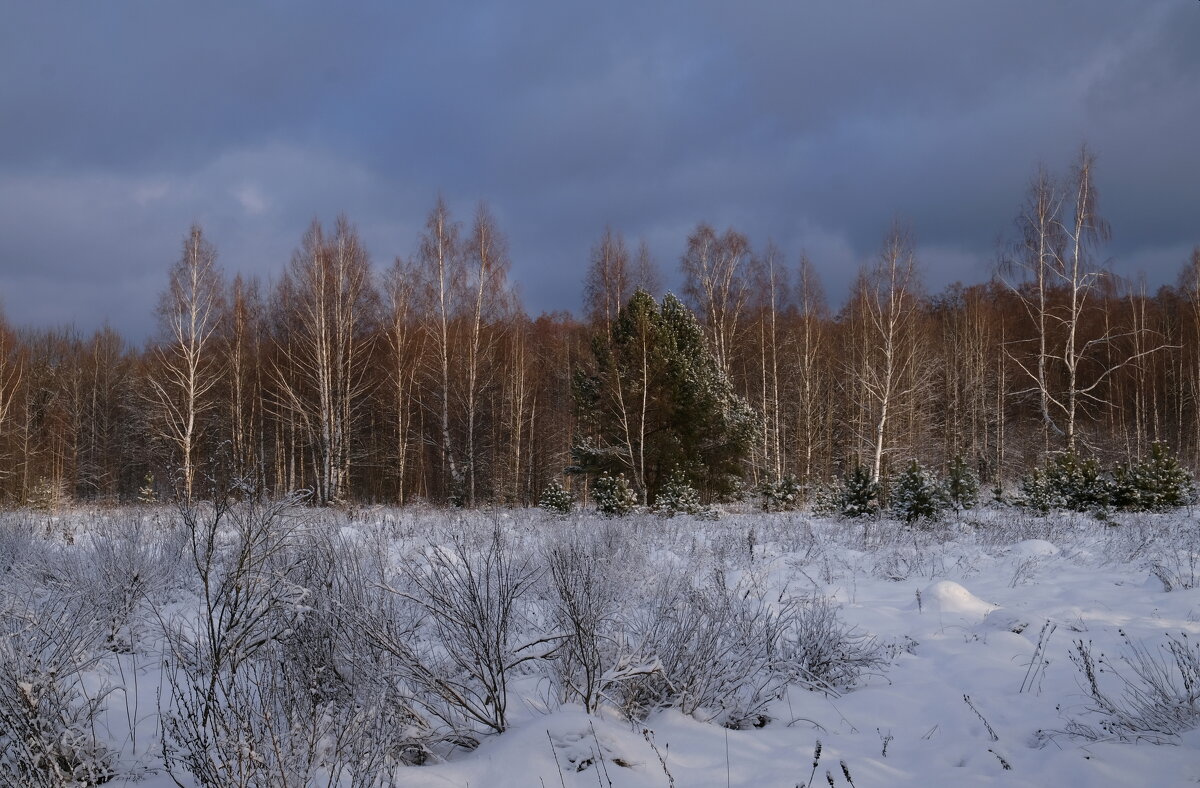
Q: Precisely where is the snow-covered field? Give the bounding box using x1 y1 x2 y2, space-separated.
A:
2 503 1199 787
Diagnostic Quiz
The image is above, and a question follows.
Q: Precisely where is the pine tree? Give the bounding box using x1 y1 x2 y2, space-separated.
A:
1019 453 1111 513
653 469 711 518
944 455 979 512
137 473 158 505
836 465 880 519
1112 442 1195 511
572 290 759 503
758 474 803 512
592 473 638 517
890 460 947 524
538 478 573 514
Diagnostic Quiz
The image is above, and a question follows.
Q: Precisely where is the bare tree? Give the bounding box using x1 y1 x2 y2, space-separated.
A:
146 225 225 502
381 257 424 505
849 223 929 480
415 197 465 503
789 254 830 484
1002 148 1170 455
460 203 513 506
272 217 376 504
681 223 752 376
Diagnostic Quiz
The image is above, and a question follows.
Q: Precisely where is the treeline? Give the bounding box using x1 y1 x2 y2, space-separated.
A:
0 146 1198 506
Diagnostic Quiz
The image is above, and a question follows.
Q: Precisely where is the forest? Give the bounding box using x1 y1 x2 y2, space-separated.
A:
1 147 1198 508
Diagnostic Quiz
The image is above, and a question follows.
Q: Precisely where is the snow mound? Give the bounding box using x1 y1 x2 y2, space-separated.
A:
978 608 1031 634
916 580 998 617
1010 539 1059 558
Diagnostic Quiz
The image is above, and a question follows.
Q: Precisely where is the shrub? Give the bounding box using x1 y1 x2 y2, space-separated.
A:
538 479 573 515
1069 631 1200 742
0 594 116 788
889 460 948 524
1112 442 1195 512
592 473 637 517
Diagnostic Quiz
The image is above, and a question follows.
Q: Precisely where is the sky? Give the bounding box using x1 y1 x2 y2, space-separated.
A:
1 1 1197 340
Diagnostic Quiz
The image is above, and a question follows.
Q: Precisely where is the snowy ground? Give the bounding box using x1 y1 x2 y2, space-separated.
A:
2 504 1199 787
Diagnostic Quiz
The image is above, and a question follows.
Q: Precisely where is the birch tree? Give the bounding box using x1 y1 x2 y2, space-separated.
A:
850 224 928 481
272 217 376 504
146 225 225 502
681 223 751 376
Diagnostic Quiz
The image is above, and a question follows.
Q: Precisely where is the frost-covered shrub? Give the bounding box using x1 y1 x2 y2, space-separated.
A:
592 473 637 517
653 471 711 518
0 594 116 788
779 595 886 691
544 533 647 715
617 571 789 728
0 514 37 575
538 479 574 514
395 525 539 735
889 461 948 524
1018 453 1111 513
1112 442 1195 512
757 475 804 512
944 455 980 512
1069 631 1200 741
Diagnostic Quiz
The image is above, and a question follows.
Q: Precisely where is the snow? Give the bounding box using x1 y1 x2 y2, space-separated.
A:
3 506 1200 787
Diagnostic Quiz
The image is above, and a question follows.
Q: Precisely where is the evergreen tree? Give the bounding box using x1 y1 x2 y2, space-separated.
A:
571 290 759 503
1112 442 1195 511
653 469 711 518
943 455 979 512
1018 453 1111 513
890 460 947 524
137 473 158 505
758 474 803 512
835 465 880 519
538 478 573 514
592 472 637 517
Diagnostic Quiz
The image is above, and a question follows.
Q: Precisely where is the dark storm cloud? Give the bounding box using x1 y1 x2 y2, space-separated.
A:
0 0 1196 338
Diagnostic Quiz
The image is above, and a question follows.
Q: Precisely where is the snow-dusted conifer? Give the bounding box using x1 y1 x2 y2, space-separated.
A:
1112 442 1194 511
653 470 710 518
592 472 637 517
943 455 979 512
837 465 879 519
889 460 947 524
538 479 573 514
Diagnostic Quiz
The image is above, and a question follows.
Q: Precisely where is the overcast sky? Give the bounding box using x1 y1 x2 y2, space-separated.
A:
2 1 1197 339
